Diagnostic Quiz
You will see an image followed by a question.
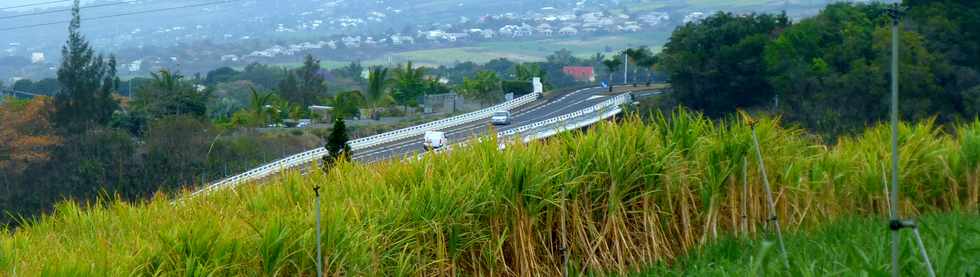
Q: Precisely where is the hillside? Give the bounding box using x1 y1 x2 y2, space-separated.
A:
2 110 978 275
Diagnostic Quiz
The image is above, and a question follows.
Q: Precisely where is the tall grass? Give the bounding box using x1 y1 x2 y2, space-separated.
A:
1 109 978 275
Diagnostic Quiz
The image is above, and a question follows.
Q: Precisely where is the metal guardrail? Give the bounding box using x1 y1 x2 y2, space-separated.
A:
498 93 632 141
191 90 632 198
347 92 541 150
192 91 542 196
412 93 633 160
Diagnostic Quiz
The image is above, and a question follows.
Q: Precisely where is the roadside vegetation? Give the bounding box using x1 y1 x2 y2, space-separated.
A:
2 110 978 275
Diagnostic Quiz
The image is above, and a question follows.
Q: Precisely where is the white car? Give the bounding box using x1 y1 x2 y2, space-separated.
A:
491 111 511 125
423 131 448 150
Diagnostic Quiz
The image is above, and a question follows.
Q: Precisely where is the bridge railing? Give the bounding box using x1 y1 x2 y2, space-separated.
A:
498 93 632 141
192 91 542 195
347 91 541 150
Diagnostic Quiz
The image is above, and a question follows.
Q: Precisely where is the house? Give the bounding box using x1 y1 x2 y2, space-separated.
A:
684 12 706 24
498 25 518 37
342 36 362 48
390 35 415 45
514 23 534 37
480 29 496 39
536 23 554 36
128 60 143 72
639 12 670 26
220 54 239 62
562 66 595 82
559 26 578 36
31 52 45 64
620 22 642 32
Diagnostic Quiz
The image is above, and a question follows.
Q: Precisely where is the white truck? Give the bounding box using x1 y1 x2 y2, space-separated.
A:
423 131 448 150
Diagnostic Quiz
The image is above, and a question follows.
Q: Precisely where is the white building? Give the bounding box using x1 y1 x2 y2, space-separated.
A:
684 12 707 24
220 54 239 62
559 26 578 36
128 60 143 72
31 52 45 64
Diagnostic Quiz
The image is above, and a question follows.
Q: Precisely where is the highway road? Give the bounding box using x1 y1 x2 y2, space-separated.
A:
352 86 621 163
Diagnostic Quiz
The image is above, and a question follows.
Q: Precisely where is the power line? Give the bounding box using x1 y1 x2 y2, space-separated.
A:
0 0 240 32
0 1 140 20
0 0 72 11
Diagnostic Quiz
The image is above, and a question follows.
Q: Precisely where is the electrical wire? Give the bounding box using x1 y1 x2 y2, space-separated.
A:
0 1 141 20
0 0 240 32
0 0 72 11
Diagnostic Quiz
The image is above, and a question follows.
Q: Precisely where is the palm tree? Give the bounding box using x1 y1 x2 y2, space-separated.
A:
461 71 502 106
247 86 274 126
623 47 652 87
601 57 622 92
391 62 426 111
366 66 389 119
637 55 659 87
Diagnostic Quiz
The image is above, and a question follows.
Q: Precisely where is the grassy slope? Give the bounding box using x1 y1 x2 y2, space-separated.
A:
636 213 980 276
2 111 980 275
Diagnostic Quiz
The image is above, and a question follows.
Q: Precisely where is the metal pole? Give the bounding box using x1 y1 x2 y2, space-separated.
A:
742 156 749 236
623 52 628 85
560 184 569 277
912 227 936 277
314 185 322 277
888 4 901 276
749 122 790 269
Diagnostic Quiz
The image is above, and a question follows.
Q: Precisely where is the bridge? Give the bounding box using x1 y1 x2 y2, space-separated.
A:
192 81 650 196
0 88 46 99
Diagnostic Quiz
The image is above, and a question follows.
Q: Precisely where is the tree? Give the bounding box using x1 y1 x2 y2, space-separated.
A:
341 61 365 81
204 67 240 85
365 66 389 119
277 68 300 105
461 71 502 106
323 117 351 167
239 63 285 89
764 3 955 137
514 63 545 81
659 11 788 117
131 70 210 120
602 57 622 92
296 54 328 108
240 87 275 127
12 79 33 92
546 48 580 67
53 0 119 132
0 97 61 179
332 90 366 118
623 47 652 86
484 58 516 77
391 62 427 109
636 55 658 86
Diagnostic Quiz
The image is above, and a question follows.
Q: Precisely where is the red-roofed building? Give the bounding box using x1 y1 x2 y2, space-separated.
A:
562 66 595 82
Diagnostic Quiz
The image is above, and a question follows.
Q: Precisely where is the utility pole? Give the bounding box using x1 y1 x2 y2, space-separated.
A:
623 51 628 85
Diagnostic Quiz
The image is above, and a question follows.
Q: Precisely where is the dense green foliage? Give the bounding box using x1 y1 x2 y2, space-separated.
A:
3 111 978 275
638 213 980 276
659 12 789 117
52 0 119 132
658 2 980 137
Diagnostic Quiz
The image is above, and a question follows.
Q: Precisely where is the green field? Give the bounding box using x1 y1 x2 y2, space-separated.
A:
368 32 667 66
2 110 978 275
273 32 668 70
639 213 980 276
